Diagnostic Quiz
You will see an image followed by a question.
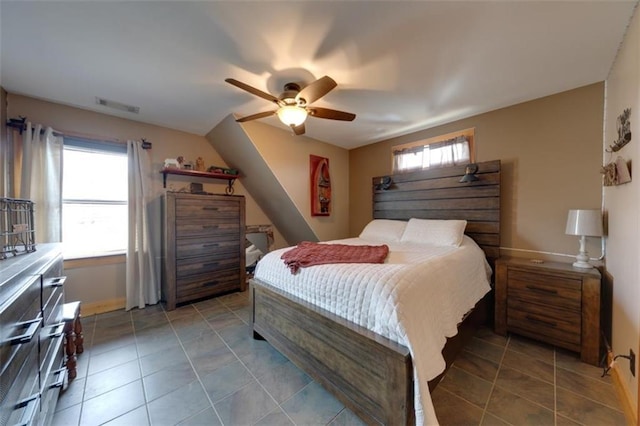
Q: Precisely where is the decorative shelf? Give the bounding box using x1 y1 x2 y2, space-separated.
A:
160 168 239 194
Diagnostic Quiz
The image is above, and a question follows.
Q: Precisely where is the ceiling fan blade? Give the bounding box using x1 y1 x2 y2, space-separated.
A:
292 123 306 135
235 110 276 122
225 78 281 104
296 76 337 105
308 107 356 121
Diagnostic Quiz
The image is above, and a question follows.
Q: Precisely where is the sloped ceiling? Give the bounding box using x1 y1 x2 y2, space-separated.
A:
205 114 318 244
1 1 636 149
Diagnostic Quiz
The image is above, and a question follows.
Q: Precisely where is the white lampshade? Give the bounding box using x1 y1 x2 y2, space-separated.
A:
565 209 603 237
277 105 308 127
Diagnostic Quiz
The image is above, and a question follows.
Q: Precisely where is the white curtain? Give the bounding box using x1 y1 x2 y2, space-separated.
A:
126 140 159 310
393 136 470 172
20 123 63 243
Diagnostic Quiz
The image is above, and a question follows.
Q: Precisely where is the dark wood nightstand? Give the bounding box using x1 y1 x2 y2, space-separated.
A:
495 257 602 366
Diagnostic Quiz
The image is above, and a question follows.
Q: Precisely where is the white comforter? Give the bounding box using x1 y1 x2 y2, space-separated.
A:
253 235 491 425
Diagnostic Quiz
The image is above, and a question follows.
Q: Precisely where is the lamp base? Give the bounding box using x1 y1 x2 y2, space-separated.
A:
572 260 594 269
572 238 594 269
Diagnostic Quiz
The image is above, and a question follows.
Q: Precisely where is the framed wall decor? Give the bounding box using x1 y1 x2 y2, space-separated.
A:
310 155 331 216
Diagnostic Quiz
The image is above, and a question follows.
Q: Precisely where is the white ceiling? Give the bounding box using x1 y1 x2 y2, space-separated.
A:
1 1 636 149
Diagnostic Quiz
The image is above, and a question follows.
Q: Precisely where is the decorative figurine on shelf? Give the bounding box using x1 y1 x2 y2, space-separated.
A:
195 157 205 172
163 158 180 169
176 156 185 168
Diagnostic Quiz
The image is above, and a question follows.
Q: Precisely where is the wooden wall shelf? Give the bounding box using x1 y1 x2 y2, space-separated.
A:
160 168 238 194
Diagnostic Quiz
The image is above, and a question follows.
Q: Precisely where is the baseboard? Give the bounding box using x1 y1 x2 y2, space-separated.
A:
609 352 638 425
81 298 126 316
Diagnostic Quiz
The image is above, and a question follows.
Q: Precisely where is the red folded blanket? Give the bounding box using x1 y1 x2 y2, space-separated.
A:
281 241 389 274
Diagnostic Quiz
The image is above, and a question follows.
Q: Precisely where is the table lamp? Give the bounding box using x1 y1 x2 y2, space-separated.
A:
565 209 603 269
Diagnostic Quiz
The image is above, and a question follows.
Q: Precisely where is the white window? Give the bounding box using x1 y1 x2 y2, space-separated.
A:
62 137 127 259
392 129 474 173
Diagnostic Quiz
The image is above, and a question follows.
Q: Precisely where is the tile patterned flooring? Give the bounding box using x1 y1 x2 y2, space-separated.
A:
52 289 626 425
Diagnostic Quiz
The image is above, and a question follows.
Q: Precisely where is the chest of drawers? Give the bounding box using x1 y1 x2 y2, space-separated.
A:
0 244 66 426
494 257 602 365
162 192 246 310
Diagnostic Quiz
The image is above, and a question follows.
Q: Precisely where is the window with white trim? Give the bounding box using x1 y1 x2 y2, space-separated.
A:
62 137 127 259
392 128 474 173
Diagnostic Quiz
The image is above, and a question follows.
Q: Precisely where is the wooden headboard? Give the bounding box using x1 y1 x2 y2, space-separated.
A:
372 159 501 266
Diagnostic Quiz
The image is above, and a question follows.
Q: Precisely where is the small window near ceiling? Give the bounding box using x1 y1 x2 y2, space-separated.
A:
392 128 475 173
62 137 127 259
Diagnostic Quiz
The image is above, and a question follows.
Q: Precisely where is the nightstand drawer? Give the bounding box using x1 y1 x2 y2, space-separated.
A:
508 270 581 311
507 298 581 349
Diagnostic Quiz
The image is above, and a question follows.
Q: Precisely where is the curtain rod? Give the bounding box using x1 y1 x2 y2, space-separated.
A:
6 118 63 137
5 117 152 149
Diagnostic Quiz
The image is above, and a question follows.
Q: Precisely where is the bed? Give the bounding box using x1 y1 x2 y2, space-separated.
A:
250 160 501 425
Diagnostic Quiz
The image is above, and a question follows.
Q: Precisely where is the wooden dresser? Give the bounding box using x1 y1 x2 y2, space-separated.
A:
494 257 602 365
0 244 66 426
162 192 246 310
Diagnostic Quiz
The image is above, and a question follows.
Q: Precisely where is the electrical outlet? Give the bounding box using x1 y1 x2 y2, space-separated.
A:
630 349 636 377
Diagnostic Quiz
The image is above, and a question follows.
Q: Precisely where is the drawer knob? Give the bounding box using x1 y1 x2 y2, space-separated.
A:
46 276 67 288
14 393 39 409
50 322 66 338
8 317 42 345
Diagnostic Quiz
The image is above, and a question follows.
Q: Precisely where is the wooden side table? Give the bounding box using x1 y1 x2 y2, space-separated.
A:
494 257 602 366
62 301 84 380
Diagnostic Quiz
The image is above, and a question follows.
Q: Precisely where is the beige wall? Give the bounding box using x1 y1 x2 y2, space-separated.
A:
240 120 350 242
603 4 639 417
350 83 605 263
7 94 282 312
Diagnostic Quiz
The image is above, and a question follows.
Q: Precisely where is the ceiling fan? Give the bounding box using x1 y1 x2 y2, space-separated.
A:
225 75 356 136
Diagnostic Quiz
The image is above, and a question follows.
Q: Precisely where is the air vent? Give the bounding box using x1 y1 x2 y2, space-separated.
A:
95 97 140 114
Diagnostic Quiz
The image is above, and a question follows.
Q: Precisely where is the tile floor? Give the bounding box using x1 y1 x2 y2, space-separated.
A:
52 288 626 426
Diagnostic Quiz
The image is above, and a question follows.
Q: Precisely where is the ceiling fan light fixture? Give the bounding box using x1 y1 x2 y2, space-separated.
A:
277 105 308 127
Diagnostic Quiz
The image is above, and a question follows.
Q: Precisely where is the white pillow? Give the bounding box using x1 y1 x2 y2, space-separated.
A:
359 219 407 243
400 218 467 247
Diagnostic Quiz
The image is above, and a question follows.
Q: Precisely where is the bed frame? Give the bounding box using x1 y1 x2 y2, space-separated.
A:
251 160 501 425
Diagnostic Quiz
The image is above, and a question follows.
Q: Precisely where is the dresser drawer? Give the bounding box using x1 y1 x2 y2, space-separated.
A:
507 269 581 312
0 341 40 426
176 269 241 302
175 198 240 219
176 219 240 238
176 236 240 259
42 279 64 326
0 275 42 405
41 275 65 314
39 291 64 372
176 254 240 279
39 335 65 426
